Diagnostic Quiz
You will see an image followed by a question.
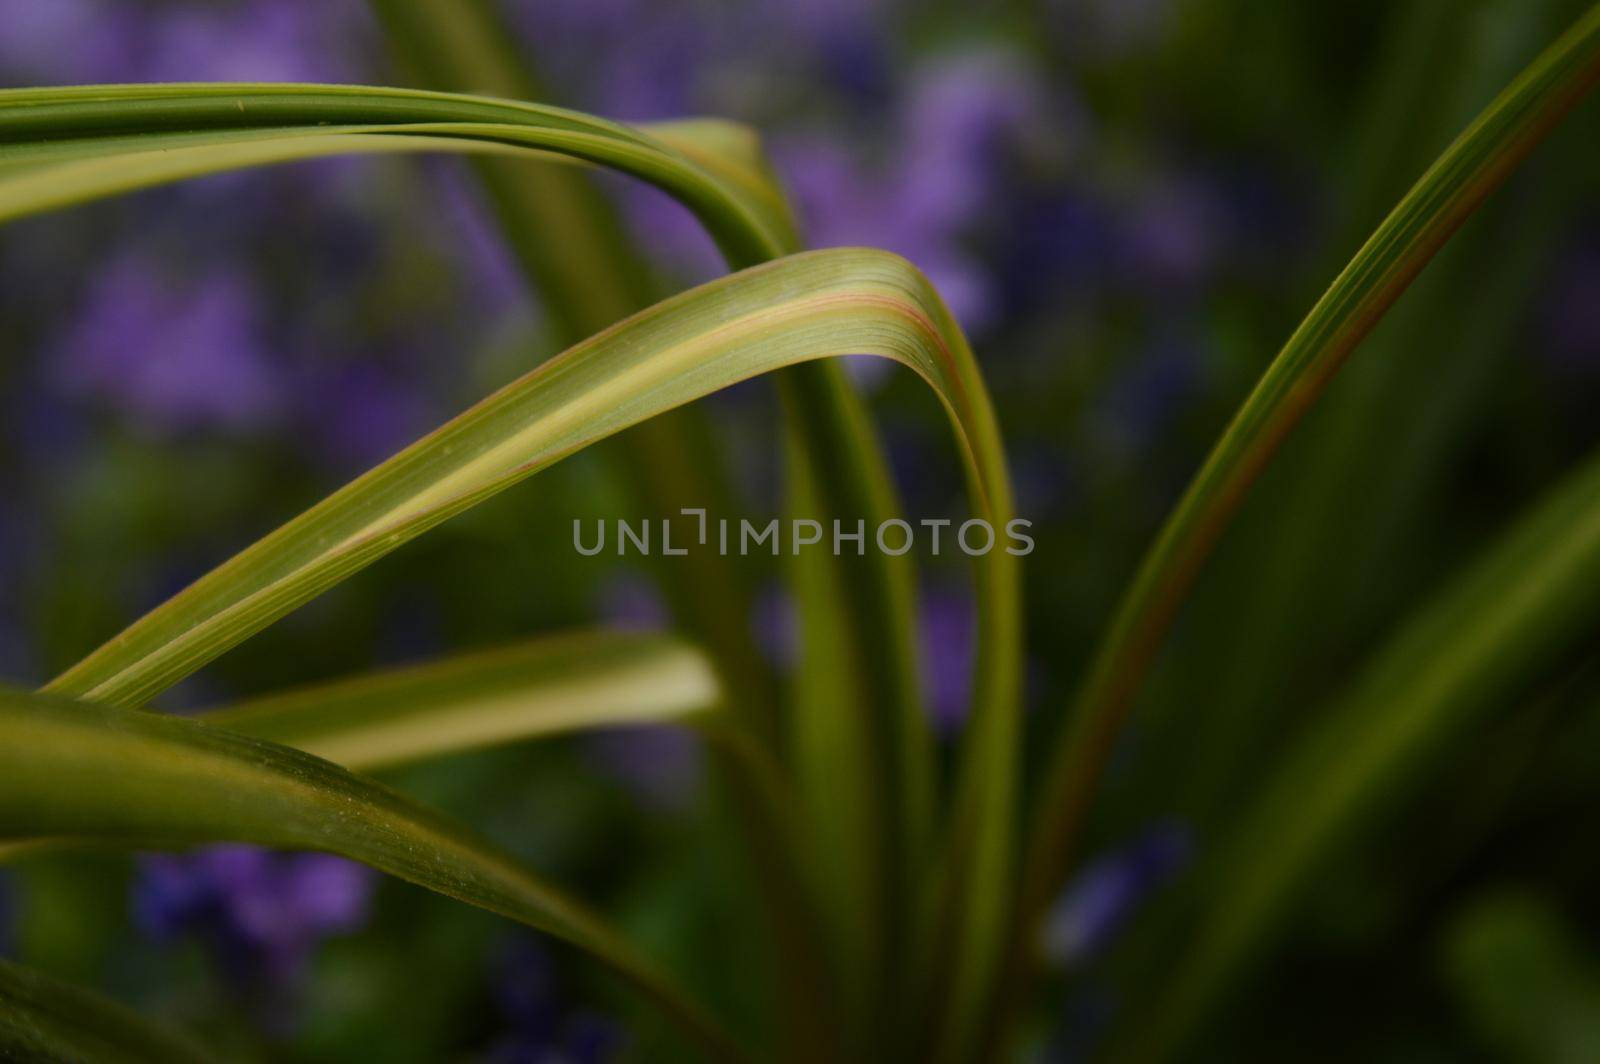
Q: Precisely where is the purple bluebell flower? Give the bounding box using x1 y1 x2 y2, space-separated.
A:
54 254 286 435
485 936 624 1063
1043 821 1192 967
133 845 373 990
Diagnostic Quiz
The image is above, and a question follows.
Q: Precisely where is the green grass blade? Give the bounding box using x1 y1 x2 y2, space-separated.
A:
34 249 1016 833
355 10 831 1044
365 0 781 745
1119 439 1600 1060
0 79 973 1050
1016 0 1600 975
0 83 794 262
0 687 747 1062
202 630 717 772
1183 0 1574 829
0 956 212 1063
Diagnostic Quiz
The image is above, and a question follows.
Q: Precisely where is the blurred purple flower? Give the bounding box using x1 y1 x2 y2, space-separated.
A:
591 575 699 807
584 726 703 811
1117 175 1225 292
777 47 1047 334
612 178 727 284
995 188 1113 319
55 255 286 434
777 135 987 330
752 580 976 734
142 1 366 83
899 51 1042 225
0 0 367 86
486 937 623 1063
752 585 799 668
134 845 373 989
1044 821 1192 967
0 0 143 84
1542 239 1600 374
504 0 705 121
920 585 976 736
595 575 672 632
430 162 534 315
300 360 434 473
1092 334 1203 461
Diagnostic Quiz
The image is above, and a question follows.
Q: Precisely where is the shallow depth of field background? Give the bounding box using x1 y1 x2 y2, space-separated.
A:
2 0 1599 1059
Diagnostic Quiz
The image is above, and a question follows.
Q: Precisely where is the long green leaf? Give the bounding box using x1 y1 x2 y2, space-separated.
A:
0 84 962 1044
1184 0 1574 829
31 243 1019 1017
204 630 717 772
364 0 781 746
0 687 746 1063
0 957 212 1064
1015 0 1600 983
0 84 792 262
356 11 834 1048
0 632 717 868
1120 438 1600 1060
31 247 1011 738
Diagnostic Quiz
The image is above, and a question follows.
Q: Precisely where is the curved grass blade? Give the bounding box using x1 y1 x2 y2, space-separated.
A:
1184 0 1574 830
203 630 717 772
366 6 934 1030
0 632 719 866
34 245 1021 1016
37 246 1011 734
0 83 795 263
364 0 781 748
1118 439 1600 1061
1016 0 1600 977
0 957 212 1064
366 5 935 1041
0 687 747 1063
0 83 949 1036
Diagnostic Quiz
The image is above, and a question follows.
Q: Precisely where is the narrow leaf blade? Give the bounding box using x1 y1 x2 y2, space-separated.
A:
1123 439 1600 1060
204 630 718 772
0 687 746 1062
1018 0 1600 963
0 957 212 1064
